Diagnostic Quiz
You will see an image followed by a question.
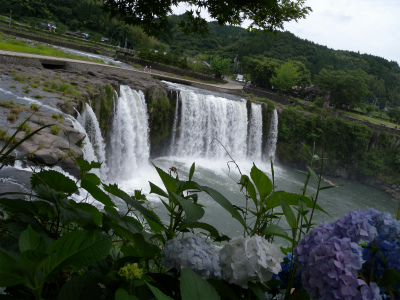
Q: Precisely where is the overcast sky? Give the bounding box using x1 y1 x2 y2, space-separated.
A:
173 0 400 65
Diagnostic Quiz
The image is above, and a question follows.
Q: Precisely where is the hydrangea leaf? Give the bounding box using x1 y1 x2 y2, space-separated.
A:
180 268 221 300
42 230 112 278
0 248 26 287
58 273 102 300
19 225 46 252
146 282 174 300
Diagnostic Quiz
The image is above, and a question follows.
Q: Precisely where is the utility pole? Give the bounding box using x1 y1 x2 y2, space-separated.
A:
9 4 12 29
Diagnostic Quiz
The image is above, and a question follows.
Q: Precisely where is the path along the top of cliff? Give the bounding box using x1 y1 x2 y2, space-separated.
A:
0 49 244 92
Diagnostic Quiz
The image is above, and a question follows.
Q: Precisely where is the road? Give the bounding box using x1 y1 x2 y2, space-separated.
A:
0 49 244 91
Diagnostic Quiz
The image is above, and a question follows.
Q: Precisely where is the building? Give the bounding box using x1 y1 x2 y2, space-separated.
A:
40 22 56 32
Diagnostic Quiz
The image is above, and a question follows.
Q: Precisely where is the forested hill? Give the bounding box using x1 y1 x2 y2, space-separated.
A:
0 0 399 106
164 15 400 107
167 16 398 95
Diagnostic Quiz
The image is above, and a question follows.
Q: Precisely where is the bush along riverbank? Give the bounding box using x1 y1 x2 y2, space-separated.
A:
0 122 399 299
276 108 400 201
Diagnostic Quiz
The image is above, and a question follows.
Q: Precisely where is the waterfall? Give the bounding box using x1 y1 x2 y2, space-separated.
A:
106 85 150 181
77 103 109 180
170 89 248 160
247 103 263 161
265 109 278 162
169 91 180 155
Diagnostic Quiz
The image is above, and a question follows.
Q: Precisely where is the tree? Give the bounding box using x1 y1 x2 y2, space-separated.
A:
386 108 400 124
270 61 300 92
100 0 311 37
315 68 369 108
241 56 281 89
211 55 231 79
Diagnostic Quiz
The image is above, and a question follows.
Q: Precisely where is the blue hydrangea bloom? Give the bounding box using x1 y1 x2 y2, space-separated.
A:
161 235 221 279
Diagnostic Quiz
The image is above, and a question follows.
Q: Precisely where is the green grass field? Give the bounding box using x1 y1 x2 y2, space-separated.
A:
0 33 105 64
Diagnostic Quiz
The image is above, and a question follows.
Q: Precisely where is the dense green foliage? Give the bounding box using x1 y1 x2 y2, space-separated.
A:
210 55 231 79
315 68 369 108
277 108 400 184
101 0 311 37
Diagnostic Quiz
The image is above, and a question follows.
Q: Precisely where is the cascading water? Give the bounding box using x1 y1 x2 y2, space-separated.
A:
170 87 248 160
264 108 278 162
247 103 263 161
77 103 109 180
106 85 150 181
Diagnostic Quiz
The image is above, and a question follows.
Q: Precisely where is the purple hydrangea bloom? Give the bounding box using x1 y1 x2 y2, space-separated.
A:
293 208 400 300
296 236 367 300
161 235 221 279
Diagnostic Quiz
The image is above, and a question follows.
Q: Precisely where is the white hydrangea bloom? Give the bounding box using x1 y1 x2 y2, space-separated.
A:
161 235 221 279
220 235 283 288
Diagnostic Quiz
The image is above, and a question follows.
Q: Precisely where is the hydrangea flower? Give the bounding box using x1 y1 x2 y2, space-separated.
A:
273 252 302 290
296 236 368 300
161 235 221 279
294 209 400 300
219 235 283 288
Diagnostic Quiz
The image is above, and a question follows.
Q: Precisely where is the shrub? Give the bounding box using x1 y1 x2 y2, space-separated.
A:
7 113 17 122
30 103 40 111
50 125 60 135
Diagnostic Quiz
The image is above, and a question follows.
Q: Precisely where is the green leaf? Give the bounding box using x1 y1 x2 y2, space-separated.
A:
0 248 25 286
263 225 293 243
19 250 49 272
75 157 101 173
188 162 195 181
250 164 273 201
154 165 177 193
115 288 137 300
178 222 229 241
208 279 239 300
0 198 36 215
70 202 103 226
180 268 220 300
307 166 320 184
103 184 163 226
81 178 115 207
58 273 102 300
31 170 78 195
121 234 160 259
146 282 174 300
171 192 204 223
83 173 101 186
265 191 327 214
194 184 246 229
380 268 400 286
239 175 258 206
149 182 169 198
280 196 297 229
19 225 46 252
43 230 112 277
